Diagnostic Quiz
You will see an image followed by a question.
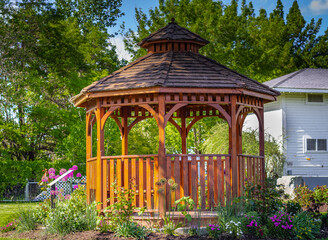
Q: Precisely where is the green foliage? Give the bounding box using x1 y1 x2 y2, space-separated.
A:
44 186 97 235
102 182 136 231
124 0 328 82
206 223 221 239
0 0 124 196
286 201 302 216
267 212 293 239
175 196 194 222
162 216 183 236
114 221 148 239
293 211 321 240
244 177 286 223
202 122 285 177
295 185 328 216
15 209 37 232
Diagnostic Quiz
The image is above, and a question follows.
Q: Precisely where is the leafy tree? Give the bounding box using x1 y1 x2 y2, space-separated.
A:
0 0 124 196
124 0 328 82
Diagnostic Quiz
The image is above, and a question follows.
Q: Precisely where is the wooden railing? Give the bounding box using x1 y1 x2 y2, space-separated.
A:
102 155 158 210
237 155 265 196
90 154 265 212
166 154 230 210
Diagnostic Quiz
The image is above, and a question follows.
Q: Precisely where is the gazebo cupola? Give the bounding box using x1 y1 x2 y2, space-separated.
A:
138 18 209 54
71 19 279 216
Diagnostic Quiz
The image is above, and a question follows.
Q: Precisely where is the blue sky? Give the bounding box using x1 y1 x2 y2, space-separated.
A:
111 0 328 60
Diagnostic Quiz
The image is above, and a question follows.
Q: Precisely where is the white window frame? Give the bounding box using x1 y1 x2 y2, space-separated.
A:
306 93 324 105
304 137 327 153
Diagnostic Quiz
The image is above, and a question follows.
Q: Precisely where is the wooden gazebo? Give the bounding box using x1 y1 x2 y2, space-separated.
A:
71 19 279 216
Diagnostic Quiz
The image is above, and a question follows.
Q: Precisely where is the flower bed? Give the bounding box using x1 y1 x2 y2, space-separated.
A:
2 175 328 240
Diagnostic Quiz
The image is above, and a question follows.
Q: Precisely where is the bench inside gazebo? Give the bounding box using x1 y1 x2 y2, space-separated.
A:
71 19 279 218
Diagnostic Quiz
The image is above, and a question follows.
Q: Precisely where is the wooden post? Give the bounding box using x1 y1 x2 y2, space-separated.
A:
122 107 128 155
96 99 105 210
181 108 187 154
86 114 92 204
259 107 265 186
230 95 238 200
158 94 166 217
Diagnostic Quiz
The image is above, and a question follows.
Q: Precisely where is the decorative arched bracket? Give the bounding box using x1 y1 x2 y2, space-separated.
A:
164 103 188 127
110 116 123 135
186 116 204 135
139 104 158 124
127 116 147 135
101 106 120 130
207 103 231 127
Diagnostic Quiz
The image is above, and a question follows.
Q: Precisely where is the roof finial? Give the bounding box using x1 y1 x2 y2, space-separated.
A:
171 17 175 23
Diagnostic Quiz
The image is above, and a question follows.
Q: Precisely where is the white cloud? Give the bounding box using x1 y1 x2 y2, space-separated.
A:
309 0 328 14
109 36 132 62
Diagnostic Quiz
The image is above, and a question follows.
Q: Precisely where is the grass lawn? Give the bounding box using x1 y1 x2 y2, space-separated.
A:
0 202 39 226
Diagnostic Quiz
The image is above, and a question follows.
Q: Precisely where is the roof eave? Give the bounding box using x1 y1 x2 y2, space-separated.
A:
273 87 328 93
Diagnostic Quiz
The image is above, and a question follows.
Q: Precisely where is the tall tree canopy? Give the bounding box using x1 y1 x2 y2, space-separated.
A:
124 0 328 82
0 0 124 193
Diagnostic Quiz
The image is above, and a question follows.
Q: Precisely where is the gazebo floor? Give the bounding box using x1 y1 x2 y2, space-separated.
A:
133 210 218 227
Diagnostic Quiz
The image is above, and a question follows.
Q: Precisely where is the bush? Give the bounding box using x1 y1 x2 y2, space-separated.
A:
293 211 321 240
206 223 221 239
16 209 38 232
44 185 97 235
241 212 264 238
114 221 148 239
285 201 302 216
295 185 328 215
0 220 17 233
267 212 293 239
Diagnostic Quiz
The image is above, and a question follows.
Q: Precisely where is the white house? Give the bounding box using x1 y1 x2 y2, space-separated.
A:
245 68 328 178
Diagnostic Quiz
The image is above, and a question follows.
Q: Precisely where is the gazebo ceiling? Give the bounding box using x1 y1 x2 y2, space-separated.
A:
71 19 279 107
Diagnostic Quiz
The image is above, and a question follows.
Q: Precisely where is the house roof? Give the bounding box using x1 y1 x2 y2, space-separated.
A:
264 68 328 92
79 51 279 96
138 18 209 47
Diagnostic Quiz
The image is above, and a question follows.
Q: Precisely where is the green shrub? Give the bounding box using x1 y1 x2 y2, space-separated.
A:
114 221 148 239
295 185 328 216
16 209 37 232
285 201 302 216
267 212 293 239
293 211 321 240
206 223 221 239
241 212 264 238
44 185 97 235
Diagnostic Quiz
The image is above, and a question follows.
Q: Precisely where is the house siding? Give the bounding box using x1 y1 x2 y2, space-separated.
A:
284 93 328 176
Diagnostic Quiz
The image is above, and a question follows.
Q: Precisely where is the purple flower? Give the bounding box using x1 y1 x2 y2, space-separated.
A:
48 168 56 174
274 222 279 227
211 227 215 230
72 165 78 171
76 173 82 178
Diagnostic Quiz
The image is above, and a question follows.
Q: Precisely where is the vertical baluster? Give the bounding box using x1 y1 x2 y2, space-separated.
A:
124 157 129 190
213 157 218 206
102 160 108 208
146 157 152 210
109 159 115 205
183 155 189 197
225 156 231 205
131 158 136 206
217 156 223 206
166 156 172 210
208 156 214 209
191 156 198 208
139 157 144 207
200 156 206 209
174 156 180 202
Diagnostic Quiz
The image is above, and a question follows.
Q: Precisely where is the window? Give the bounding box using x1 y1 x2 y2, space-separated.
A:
307 94 324 103
306 138 327 152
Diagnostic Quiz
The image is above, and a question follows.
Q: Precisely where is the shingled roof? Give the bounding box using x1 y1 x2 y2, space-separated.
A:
264 68 328 91
80 51 279 96
138 18 209 47
72 21 279 105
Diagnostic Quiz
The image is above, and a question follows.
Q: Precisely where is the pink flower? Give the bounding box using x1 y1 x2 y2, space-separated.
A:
48 168 56 174
49 173 55 179
65 194 71 200
73 185 78 189
50 190 57 195
41 177 49 182
55 175 60 179
76 173 82 178
60 169 67 175
72 165 78 171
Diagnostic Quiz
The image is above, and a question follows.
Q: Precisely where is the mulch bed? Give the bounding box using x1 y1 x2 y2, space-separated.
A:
2 228 328 240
